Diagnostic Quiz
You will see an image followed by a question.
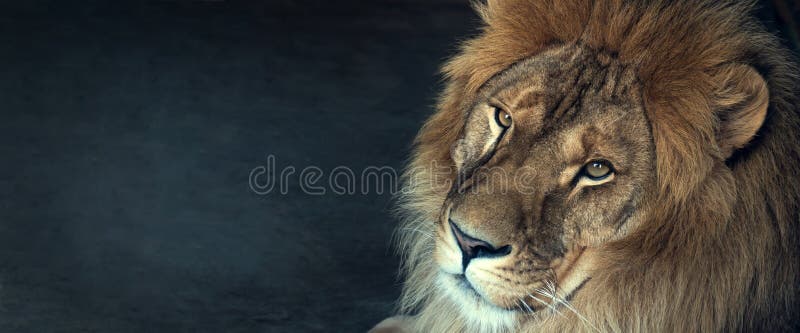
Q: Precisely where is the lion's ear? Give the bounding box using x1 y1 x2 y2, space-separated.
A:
712 64 769 159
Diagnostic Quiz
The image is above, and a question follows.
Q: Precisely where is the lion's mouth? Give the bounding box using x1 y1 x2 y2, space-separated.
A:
442 272 502 308
450 273 483 298
446 273 542 313
441 246 590 314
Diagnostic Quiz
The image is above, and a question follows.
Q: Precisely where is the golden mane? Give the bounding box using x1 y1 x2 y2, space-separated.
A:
393 0 799 331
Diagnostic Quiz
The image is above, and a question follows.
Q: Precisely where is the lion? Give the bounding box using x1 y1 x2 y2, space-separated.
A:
371 0 800 332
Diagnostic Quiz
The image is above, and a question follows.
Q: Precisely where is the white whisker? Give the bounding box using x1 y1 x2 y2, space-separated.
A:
519 298 535 314
541 280 600 332
528 292 567 318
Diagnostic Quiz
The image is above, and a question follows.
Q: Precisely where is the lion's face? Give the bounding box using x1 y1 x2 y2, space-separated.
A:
433 44 656 316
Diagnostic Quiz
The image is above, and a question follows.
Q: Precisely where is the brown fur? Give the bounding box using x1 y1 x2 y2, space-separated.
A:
379 0 800 332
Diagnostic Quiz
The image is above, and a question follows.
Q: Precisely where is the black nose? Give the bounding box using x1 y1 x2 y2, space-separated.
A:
449 219 512 270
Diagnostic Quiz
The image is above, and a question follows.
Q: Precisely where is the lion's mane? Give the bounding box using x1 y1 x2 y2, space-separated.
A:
394 0 800 331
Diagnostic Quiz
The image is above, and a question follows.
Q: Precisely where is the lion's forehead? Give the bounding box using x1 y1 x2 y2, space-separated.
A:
485 44 642 127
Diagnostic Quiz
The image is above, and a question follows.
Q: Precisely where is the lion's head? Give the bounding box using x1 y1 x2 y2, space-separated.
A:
375 0 800 332
436 43 659 314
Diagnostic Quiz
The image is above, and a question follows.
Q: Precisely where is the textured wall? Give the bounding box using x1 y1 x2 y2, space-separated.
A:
0 1 796 332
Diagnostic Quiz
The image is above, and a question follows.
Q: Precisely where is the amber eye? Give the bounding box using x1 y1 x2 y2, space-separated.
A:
494 107 512 128
583 160 613 180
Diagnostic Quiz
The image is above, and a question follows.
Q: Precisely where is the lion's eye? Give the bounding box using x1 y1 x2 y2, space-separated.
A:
583 160 613 180
494 107 512 128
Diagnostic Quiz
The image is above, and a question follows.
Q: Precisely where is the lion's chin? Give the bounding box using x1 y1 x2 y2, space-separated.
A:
440 272 496 307
437 272 518 331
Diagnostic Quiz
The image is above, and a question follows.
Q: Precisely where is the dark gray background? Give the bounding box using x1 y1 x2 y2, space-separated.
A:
0 1 797 332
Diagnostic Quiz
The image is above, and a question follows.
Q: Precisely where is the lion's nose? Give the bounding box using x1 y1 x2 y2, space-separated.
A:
449 219 512 270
